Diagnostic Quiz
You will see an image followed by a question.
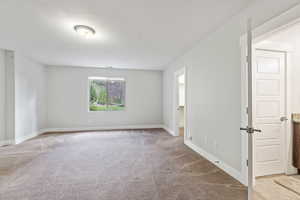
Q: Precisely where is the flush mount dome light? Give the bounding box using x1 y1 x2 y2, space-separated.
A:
74 25 96 38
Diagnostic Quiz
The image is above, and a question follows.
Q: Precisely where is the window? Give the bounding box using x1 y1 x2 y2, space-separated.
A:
89 77 125 111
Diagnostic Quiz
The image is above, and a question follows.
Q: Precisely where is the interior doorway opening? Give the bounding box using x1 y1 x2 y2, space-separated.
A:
177 73 185 137
242 17 300 199
252 21 300 200
174 68 187 139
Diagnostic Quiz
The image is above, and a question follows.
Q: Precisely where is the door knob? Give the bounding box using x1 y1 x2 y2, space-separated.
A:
240 126 262 134
280 116 288 122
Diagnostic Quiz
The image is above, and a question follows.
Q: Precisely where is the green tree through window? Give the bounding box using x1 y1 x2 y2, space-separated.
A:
89 77 125 111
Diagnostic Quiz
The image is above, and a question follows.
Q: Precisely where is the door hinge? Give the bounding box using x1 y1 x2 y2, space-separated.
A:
246 107 249 114
246 159 248 166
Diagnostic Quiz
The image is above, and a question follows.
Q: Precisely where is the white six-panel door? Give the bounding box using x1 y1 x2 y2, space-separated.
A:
253 49 286 177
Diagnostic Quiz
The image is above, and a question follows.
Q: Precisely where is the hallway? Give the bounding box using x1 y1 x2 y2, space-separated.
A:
0 129 246 200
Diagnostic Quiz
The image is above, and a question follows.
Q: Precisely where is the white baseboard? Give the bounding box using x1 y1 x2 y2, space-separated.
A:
0 140 14 147
41 124 165 134
15 131 44 145
162 125 176 136
7 125 165 145
184 140 244 185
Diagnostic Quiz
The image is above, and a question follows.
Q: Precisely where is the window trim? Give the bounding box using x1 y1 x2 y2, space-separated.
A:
87 76 126 112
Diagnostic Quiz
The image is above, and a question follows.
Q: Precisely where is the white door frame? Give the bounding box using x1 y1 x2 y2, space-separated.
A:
240 5 300 187
173 67 189 141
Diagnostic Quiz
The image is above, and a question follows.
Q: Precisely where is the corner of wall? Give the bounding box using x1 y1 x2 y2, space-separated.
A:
162 125 176 136
14 131 42 145
184 140 245 185
4 50 15 143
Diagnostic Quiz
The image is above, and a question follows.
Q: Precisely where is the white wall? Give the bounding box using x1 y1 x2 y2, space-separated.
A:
163 0 300 182
0 49 15 145
164 21 243 171
0 50 5 143
14 53 47 143
2 52 163 143
46 66 163 129
5 51 15 144
291 41 300 112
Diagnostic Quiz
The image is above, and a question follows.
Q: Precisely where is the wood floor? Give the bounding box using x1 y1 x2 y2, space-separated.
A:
254 175 300 200
0 129 246 200
179 127 184 136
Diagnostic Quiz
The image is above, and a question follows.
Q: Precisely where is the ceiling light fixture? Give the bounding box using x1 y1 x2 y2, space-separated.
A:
74 25 96 38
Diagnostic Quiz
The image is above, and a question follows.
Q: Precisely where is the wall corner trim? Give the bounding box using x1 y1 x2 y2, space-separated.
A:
11 124 166 145
0 140 14 147
40 124 165 134
162 125 176 136
184 140 245 185
14 131 43 145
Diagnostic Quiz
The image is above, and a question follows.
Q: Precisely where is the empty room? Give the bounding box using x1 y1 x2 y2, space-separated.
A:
1 1 300 200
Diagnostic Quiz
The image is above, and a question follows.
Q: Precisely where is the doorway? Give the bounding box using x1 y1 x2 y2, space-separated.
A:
177 73 185 137
241 14 300 200
252 26 300 199
174 68 187 139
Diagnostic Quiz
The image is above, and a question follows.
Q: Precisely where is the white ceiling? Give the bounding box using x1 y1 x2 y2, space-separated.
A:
0 0 251 70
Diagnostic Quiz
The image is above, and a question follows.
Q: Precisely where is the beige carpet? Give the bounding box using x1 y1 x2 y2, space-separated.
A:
0 129 246 200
